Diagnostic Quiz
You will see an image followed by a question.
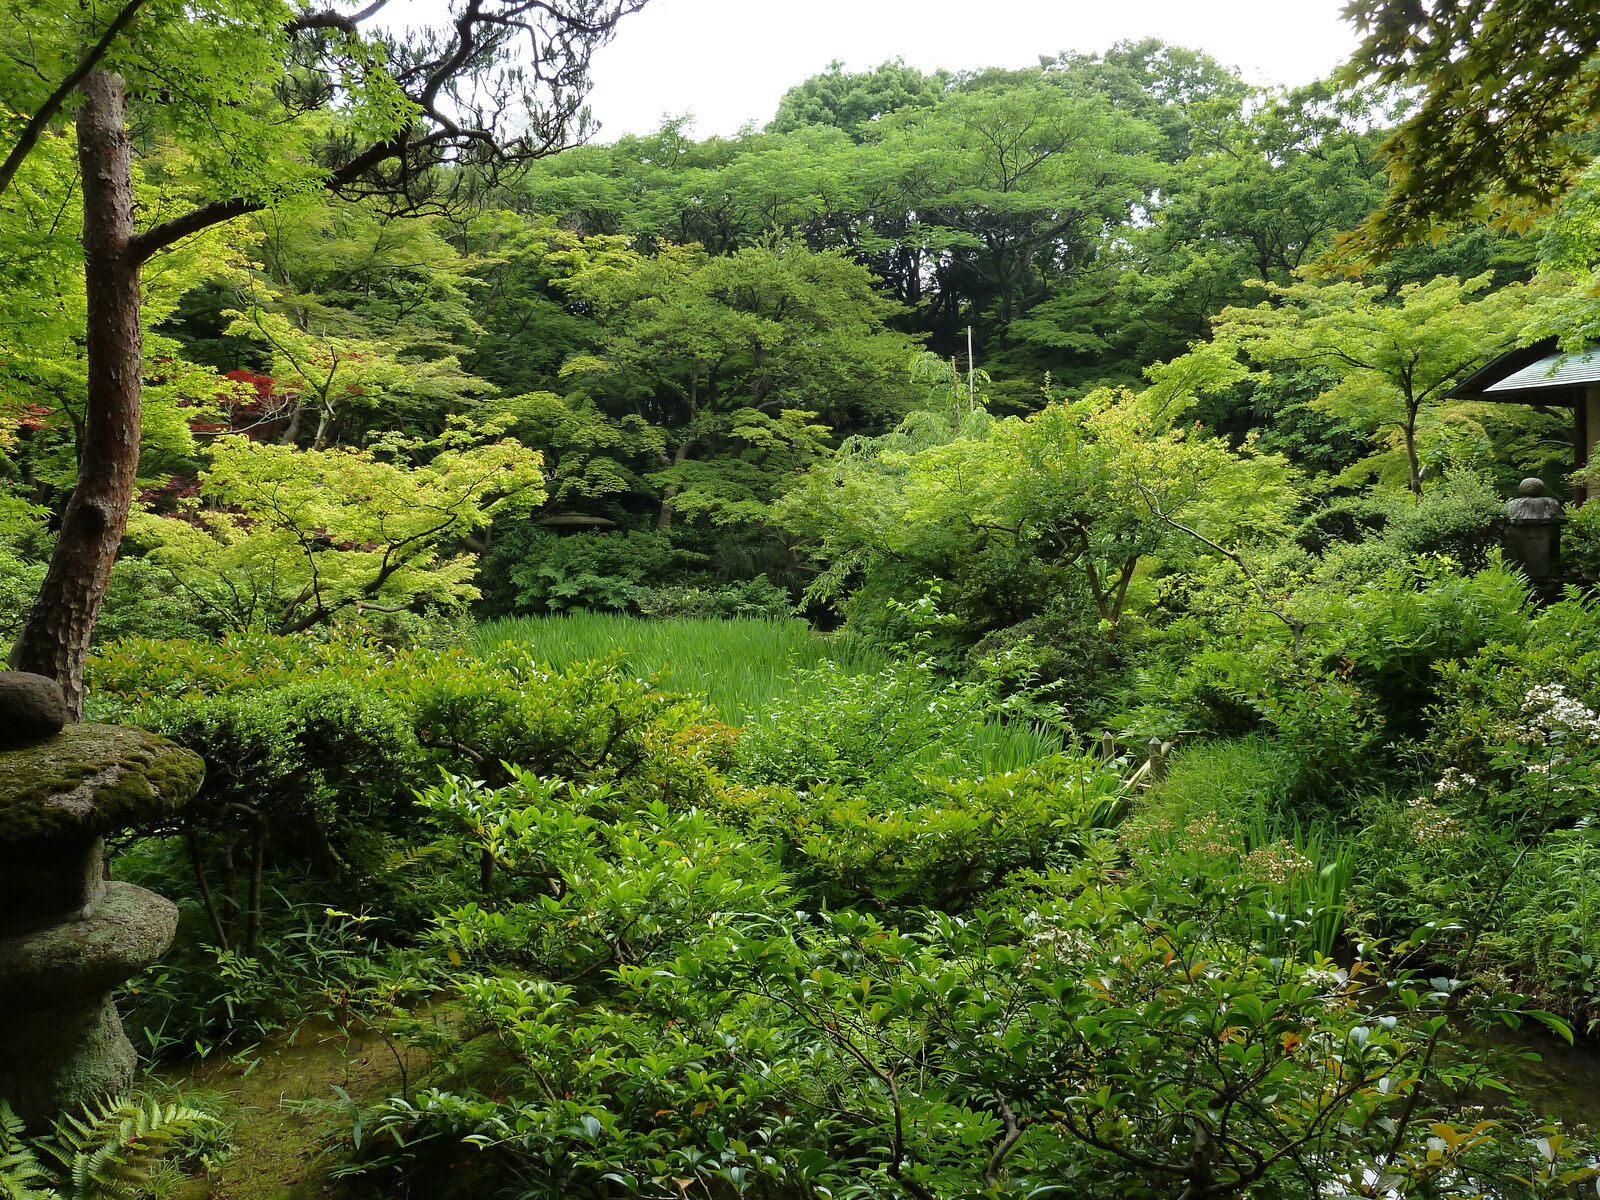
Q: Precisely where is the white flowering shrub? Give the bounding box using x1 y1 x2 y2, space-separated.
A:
1425 593 1600 832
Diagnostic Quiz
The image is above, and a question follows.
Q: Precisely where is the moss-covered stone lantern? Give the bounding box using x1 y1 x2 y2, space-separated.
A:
0 672 203 1130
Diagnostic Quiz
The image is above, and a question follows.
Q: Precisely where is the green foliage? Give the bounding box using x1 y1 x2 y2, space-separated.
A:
141 679 421 840
965 610 1128 730
768 59 947 141
1422 590 1600 836
1527 163 1600 350
1307 470 1508 580
1123 738 1358 956
716 657 1121 904
732 658 1059 787
483 527 679 615
350 864 1588 1200
119 883 439 1056
94 634 737 809
1205 272 1542 494
421 771 790 980
783 386 1298 645
10 22 1598 1192
220 299 491 450
0 545 44 652
127 422 547 635
45 1096 216 1200
0 1102 54 1200
508 230 919 532
0 1096 216 1200
1485 823 1600 1019
1560 474 1600 577
1338 0 1600 258
628 575 793 621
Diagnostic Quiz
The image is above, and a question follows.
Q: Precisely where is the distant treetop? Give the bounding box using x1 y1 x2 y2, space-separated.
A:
768 60 949 142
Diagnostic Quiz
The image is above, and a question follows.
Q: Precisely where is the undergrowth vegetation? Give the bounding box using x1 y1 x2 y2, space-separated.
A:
75 588 1600 1197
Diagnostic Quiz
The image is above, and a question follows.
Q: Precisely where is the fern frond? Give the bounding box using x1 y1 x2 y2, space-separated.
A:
47 1096 216 1200
0 1104 59 1200
382 843 451 873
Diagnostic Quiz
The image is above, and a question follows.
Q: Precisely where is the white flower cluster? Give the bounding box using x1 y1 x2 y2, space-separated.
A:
1432 767 1477 797
1021 911 1094 965
1405 795 1465 845
1518 683 1600 741
1298 965 1347 992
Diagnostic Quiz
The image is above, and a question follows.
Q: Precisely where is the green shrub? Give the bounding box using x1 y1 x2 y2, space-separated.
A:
140 680 422 875
1329 560 1531 738
762 755 1126 906
351 869 1585 1200
92 635 739 813
420 770 790 981
1487 822 1600 1023
732 658 1050 798
1121 736 1355 956
1422 589 1600 835
1342 790 1520 948
966 609 1126 729
484 526 680 614
628 574 793 620
0 544 44 649
92 556 224 644
1311 470 1505 581
88 631 361 710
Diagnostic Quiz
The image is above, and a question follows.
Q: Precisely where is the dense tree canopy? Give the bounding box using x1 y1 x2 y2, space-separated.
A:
1339 0 1600 258
1 0 651 708
1205 273 1541 495
0 23 1562 676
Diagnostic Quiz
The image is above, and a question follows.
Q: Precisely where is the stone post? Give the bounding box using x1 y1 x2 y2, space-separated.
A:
0 672 202 1131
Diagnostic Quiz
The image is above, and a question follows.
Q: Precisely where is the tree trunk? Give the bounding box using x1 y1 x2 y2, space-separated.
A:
276 395 306 446
311 396 337 450
7 71 141 718
1404 404 1422 498
655 485 678 531
654 439 695 530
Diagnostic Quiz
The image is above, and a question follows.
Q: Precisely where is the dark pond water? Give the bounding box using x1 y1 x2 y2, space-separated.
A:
1485 1026 1600 1129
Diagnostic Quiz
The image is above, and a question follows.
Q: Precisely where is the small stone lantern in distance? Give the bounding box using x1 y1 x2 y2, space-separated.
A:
1503 477 1566 581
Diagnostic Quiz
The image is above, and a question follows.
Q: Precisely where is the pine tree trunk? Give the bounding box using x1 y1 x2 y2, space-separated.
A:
6 71 141 717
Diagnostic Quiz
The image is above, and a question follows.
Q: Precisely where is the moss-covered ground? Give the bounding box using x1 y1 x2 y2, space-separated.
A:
161 1021 424 1200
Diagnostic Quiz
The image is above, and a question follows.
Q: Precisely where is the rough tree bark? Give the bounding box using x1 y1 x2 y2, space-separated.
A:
7 71 141 718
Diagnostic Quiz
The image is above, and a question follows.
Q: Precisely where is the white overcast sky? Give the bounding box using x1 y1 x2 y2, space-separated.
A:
579 0 1363 140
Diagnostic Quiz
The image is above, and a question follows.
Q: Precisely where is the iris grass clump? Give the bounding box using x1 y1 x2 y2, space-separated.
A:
473 614 886 721
476 614 1068 772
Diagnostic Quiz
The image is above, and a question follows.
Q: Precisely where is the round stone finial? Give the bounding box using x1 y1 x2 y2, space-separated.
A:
1519 477 1548 497
0 673 71 748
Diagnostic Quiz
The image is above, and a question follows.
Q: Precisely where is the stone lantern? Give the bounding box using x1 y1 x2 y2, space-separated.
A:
1502 477 1566 581
0 672 202 1130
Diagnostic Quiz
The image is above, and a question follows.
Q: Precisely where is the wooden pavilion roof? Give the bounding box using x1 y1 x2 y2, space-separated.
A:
1452 336 1600 406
